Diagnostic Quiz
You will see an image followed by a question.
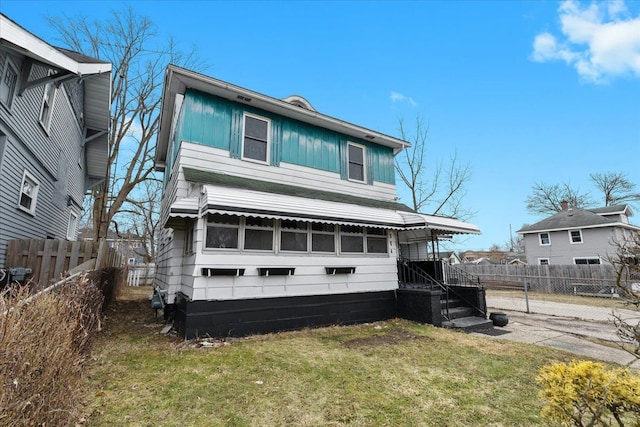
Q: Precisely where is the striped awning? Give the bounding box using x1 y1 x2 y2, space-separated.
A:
165 185 480 235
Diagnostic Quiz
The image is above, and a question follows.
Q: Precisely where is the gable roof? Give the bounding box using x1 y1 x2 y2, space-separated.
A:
517 205 640 234
155 65 410 167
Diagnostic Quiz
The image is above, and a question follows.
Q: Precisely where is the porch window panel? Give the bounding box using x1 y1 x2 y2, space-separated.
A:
341 235 364 253
206 226 238 249
367 236 387 254
245 229 273 250
281 220 308 252
312 233 335 252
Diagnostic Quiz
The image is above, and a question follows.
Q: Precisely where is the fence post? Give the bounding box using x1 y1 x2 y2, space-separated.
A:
524 281 530 313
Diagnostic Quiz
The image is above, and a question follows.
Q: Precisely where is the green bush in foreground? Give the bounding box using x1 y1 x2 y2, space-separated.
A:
537 360 640 426
0 275 104 427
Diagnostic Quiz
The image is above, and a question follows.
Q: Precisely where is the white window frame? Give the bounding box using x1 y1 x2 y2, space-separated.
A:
18 170 39 215
241 112 271 164
39 71 57 133
573 257 601 265
539 232 550 246
538 258 550 265
311 222 336 253
205 214 241 250
347 142 366 183
279 220 309 253
66 212 78 240
243 217 274 252
569 229 583 244
366 228 388 254
0 58 19 109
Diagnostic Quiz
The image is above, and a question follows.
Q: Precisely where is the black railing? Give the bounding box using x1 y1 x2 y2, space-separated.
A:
398 260 487 320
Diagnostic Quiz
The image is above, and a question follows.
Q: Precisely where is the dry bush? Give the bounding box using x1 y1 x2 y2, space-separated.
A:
0 274 104 427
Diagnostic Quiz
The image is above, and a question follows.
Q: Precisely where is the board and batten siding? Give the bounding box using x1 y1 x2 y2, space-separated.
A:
524 227 618 265
177 142 398 202
0 52 85 268
167 89 397 187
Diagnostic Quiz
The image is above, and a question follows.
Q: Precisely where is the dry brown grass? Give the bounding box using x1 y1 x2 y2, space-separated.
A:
0 274 104 427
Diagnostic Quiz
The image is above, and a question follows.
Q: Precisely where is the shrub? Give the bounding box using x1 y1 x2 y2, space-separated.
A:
537 360 640 426
0 274 104 426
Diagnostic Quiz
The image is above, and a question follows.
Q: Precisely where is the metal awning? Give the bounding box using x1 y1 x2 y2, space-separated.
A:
165 185 481 236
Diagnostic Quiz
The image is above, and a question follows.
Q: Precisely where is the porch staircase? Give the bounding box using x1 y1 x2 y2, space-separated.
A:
398 260 493 332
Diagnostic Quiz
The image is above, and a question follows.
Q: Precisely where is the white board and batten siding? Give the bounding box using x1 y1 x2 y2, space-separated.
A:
178 142 398 202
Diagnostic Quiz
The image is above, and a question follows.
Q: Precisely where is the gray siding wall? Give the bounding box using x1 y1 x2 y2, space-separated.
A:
0 50 85 268
524 227 617 265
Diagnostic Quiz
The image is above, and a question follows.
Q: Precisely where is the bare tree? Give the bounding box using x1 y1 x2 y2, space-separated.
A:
609 230 640 358
525 182 592 216
395 116 472 219
47 7 205 242
590 171 640 207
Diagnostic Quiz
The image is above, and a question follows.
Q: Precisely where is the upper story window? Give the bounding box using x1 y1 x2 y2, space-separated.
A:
569 230 583 244
0 59 18 109
539 232 550 245
347 142 366 182
242 113 270 163
39 72 57 133
18 170 39 215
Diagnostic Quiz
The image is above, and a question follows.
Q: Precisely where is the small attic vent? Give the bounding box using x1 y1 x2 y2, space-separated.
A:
237 95 252 102
365 135 375 140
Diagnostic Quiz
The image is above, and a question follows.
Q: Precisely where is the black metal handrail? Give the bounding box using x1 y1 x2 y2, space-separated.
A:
398 260 487 320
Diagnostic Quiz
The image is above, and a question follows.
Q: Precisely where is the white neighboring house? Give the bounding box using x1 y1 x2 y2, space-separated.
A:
517 202 640 265
0 14 111 272
154 65 480 338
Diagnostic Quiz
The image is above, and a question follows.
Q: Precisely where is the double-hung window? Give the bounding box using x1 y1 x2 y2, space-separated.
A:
242 113 270 163
18 170 39 215
347 143 366 182
569 230 583 244
280 220 308 252
66 212 78 240
539 232 550 245
244 217 274 251
0 59 18 109
205 214 240 249
39 72 57 133
311 223 336 253
574 257 600 265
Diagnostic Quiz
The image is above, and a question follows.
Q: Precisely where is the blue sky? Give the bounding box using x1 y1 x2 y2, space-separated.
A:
3 0 639 251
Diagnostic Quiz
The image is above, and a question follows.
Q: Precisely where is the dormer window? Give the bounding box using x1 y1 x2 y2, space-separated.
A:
242 113 270 164
347 142 366 182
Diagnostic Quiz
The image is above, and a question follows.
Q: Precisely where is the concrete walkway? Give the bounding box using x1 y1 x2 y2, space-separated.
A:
475 296 640 370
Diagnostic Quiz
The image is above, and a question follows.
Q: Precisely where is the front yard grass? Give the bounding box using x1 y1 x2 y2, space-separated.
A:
82 300 577 427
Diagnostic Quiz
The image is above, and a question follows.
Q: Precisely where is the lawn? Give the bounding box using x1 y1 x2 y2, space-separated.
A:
80 300 579 427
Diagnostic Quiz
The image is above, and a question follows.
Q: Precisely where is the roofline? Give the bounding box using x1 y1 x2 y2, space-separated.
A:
0 14 111 76
517 222 640 234
155 64 410 165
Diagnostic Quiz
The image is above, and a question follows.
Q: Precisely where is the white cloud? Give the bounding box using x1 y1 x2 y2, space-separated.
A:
532 0 640 83
390 91 417 106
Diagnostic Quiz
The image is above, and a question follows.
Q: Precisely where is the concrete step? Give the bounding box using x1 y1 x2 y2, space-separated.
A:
442 316 494 332
442 306 474 320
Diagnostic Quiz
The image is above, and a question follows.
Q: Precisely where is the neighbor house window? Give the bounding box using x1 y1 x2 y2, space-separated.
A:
205 214 240 249
39 72 57 133
18 170 39 215
574 258 600 265
66 212 78 240
538 258 549 265
242 113 270 163
539 233 550 245
569 230 583 244
280 220 308 252
347 142 365 182
311 223 335 253
244 217 274 251
0 59 18 109
366 228 388 254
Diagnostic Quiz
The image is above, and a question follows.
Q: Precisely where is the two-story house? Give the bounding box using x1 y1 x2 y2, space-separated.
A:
517 201 640 265
154 65 480 338
0 14 112 273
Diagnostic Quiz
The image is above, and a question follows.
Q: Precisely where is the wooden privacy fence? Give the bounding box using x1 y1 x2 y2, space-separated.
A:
5 238 126 289
456 263 620 294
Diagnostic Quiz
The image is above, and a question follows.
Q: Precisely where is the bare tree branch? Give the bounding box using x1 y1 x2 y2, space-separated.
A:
590 171 640 207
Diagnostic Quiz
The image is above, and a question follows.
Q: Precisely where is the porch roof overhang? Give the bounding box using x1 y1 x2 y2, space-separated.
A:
165 186 481 236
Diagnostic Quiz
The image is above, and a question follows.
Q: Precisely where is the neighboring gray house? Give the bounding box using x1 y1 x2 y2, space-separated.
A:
153 65 480 338
0 14 111 271
517 202 640 265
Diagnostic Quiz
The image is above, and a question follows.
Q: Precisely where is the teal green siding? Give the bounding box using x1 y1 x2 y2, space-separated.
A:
173 89 396 185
